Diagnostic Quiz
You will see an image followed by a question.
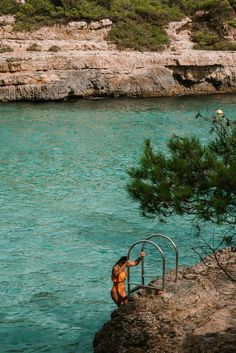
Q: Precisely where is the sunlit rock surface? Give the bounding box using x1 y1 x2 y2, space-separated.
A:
0 16 236 101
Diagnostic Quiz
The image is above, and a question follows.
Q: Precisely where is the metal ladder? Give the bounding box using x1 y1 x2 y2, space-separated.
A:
127 233 179 297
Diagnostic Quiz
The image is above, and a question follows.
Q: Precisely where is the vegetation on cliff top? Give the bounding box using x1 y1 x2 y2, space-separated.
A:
0 0 236 51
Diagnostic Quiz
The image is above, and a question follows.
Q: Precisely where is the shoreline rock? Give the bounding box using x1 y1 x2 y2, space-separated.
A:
93 248 236 353
0 16 236 102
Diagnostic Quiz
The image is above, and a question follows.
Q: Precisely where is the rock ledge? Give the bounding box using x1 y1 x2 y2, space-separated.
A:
0 16 236 101
94 248 236 353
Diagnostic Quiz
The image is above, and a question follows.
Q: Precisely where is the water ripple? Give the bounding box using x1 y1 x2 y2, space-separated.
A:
0 96 236 352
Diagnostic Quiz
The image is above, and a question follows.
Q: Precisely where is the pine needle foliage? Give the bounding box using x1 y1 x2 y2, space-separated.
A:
127 114 236 228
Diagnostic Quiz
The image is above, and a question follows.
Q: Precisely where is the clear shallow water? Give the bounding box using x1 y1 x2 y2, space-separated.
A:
0 95 236 353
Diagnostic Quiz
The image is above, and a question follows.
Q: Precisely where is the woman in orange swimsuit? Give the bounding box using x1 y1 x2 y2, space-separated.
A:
111 252 145 306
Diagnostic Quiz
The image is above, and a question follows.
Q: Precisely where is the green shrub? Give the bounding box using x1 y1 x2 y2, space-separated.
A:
62 1 107 20
0 0 18 15
0 45 14 53
95 0 112 10
17 3 35 16
108 19 169 51
27 43 42 51
192 30 220 47
229 0 236 11
191 1 235 44
135 2 182 24
5 57 17 62
48 45 60 52
109 0 136 21
228 18 236 27
1 0 236 51
192 0 230 11
50 6 65 18
13 0 58 31
214 41 236 50
193 30 236 50
26 0 54 16
107 0 181 51
174 0 195 13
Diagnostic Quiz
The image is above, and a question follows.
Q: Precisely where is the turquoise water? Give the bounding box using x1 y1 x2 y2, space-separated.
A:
0 95 235 353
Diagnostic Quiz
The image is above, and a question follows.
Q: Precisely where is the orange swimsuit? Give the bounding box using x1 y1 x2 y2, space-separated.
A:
111 265 128 306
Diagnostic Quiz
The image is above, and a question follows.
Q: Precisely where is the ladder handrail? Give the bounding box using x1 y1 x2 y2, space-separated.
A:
127 239 165 296
141 233 179 283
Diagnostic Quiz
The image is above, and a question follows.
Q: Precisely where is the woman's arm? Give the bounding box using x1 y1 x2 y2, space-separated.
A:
127 252 145 267
127 258 141 267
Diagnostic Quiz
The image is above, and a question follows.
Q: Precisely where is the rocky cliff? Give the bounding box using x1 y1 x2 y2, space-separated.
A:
0 16 236 101
94 248 236 353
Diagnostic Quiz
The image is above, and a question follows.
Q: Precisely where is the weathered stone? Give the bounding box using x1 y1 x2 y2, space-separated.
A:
194 10 208 18
89 21 103 30
68 21 87 29
0 15 15 25
0 16 236 101
89 20 112 30
100 19 112 27
94 249 236 353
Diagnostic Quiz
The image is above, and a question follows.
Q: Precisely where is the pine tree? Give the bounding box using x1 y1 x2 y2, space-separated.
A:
127 112 236 230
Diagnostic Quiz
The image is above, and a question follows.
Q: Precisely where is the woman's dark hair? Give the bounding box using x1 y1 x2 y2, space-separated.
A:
116 256 128 265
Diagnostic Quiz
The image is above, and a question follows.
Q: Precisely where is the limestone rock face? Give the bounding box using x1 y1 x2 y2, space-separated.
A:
93 249 236 353
0 16 236 101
